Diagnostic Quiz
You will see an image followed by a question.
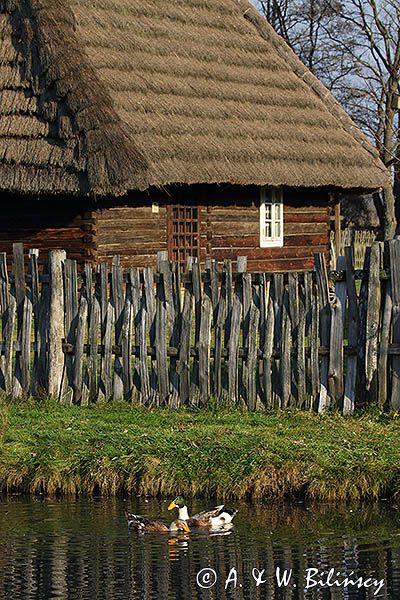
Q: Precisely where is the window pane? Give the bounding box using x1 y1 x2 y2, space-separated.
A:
265 203 271 220
265 222 272 238
275 221 281 238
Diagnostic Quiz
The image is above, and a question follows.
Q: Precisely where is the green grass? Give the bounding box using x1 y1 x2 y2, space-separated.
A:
1 399 400 502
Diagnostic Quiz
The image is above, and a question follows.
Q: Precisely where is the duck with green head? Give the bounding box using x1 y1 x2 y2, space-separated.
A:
126 512 190 534
168 496 237 529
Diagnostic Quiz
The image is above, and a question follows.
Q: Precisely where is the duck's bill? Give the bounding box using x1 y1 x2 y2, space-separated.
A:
183 524 190 533
168 501 177 510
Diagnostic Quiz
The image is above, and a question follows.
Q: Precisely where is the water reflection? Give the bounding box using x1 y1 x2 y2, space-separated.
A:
0 497 399 599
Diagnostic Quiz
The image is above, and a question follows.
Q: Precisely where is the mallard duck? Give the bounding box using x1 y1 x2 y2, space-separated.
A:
125 512 190 533
167 496 237 529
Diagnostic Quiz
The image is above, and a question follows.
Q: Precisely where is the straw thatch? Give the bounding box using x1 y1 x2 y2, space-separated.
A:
0 0 390 195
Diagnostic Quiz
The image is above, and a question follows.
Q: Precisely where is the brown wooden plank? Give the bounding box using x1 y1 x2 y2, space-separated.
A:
211 234 327 249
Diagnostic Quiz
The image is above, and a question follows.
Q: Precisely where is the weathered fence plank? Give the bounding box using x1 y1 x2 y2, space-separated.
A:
329 256 345 408
112 256 124 401
12 243 26 398
62 259 78 404
260 275 274 409
314 253 331 412
343 247 359 415
29 250 40 396
390 239 400 410
156 258 169 405
73 295 88 404
178 258 194 405
143 266 157 404
365 243 381 404
48 250 66 399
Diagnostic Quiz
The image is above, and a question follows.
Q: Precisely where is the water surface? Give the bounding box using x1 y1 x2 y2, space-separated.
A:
1 497 400 599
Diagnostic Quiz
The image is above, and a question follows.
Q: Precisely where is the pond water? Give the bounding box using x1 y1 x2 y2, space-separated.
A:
1 497 400 599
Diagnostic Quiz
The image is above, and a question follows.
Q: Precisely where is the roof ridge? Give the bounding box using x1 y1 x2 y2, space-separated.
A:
3 0 149 195
235 0 389 180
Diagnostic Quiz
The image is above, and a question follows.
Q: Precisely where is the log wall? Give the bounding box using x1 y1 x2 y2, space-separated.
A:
0 185 330 271
96 204 168 267
95 186 330 271
0 194 96 266
206 187 329 271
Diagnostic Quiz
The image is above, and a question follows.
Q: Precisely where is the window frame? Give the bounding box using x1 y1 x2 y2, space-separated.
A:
259 188 284 248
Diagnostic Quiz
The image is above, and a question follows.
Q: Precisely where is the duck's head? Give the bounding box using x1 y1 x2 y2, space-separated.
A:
168 496 186 511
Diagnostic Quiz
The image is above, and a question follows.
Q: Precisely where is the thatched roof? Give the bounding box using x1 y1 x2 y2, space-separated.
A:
0 0 390 195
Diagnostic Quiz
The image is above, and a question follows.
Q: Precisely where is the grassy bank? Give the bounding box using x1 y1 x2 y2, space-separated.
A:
1 400 400 502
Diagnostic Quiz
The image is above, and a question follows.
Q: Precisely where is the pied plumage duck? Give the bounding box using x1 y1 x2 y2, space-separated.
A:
125 512 190 533
168 496 237 529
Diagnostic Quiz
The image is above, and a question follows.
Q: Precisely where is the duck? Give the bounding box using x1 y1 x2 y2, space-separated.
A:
125 512 190 534
167 496 237 529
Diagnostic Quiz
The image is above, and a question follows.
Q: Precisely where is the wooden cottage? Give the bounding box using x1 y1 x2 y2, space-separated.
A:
0 0 389 271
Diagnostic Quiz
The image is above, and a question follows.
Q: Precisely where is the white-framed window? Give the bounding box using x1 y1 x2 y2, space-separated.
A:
260 188 284 248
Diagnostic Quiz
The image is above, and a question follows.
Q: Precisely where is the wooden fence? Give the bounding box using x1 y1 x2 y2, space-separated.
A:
1 241 400 413
330 228 378 269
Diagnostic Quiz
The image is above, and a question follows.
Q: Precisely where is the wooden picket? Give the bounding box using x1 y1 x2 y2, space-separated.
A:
2 241 400 413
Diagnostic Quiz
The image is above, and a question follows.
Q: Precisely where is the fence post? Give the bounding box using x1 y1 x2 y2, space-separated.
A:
314 253 331 412
389 239 400 410
48 249 66 399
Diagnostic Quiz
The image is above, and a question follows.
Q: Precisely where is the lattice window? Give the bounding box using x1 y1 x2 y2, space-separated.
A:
260 188 284 248
168 205 200 268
